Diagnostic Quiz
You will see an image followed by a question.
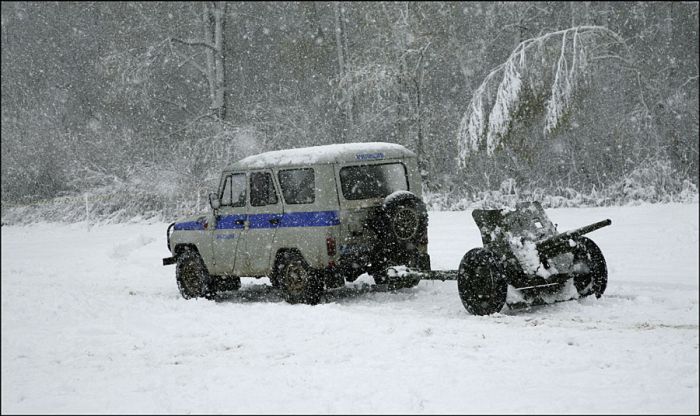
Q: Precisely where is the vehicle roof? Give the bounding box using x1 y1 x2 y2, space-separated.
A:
229 142 416 170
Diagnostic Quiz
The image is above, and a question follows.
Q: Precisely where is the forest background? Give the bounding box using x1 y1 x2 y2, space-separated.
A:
1 1 698 223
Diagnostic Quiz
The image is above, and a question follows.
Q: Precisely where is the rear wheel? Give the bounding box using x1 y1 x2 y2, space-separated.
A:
176 247 213 300
278 253 323 305
572 237 608 298
457 248 508 315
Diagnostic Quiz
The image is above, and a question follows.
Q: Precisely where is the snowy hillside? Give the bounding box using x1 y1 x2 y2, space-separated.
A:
2 203 698 413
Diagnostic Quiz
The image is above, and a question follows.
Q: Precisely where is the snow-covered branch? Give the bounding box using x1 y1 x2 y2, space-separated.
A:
337 63 399 112
457 25 628 164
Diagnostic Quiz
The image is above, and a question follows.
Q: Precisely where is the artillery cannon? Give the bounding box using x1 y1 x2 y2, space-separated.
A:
456 201 611 315
382 201 611 315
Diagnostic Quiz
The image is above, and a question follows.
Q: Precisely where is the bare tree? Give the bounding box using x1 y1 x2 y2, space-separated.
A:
169 2 228 121
334 2 353 140
336 2 431 169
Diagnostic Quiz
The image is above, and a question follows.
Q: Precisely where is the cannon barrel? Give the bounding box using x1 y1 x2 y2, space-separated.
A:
536 219 611 257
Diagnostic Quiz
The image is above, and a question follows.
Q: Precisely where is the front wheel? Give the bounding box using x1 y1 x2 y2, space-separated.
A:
176 247 213 300
278 253 323 305
457 248 508 315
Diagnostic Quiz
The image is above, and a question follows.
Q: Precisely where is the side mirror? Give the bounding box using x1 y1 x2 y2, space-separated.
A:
209 192 221 210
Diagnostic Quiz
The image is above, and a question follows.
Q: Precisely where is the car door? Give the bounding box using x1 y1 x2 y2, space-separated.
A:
240 170 283 276
213 172 248 275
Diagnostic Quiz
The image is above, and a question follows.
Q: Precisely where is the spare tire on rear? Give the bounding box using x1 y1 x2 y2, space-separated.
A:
369 191 429 279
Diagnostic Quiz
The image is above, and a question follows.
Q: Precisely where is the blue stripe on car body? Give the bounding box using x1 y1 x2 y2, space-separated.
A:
174 221 205 231
279 211 340 227
175 211 340 231
248 213 284 229
215 214 247 230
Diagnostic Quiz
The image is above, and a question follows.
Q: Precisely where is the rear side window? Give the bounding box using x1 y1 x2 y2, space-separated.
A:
339 163 408 200
278 168 315 204
220 173 246 207
250 171 278 206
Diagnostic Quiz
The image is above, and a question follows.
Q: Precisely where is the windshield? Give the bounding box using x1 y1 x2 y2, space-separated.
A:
339 162 408 200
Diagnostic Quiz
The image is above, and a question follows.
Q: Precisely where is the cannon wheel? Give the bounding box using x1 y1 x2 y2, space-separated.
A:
572 237 608 298
457 248 508 315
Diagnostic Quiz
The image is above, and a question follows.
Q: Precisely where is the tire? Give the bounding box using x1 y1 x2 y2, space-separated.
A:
457 248 508 315
176 247 213 300
384 195 426 243
572 237 608 298
278 253 323 305
370 192 429 272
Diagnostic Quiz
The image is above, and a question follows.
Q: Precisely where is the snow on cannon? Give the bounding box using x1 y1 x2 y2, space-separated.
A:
457 201 611 315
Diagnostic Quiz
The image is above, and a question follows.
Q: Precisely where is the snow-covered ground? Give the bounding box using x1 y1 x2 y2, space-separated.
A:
2 203 698 414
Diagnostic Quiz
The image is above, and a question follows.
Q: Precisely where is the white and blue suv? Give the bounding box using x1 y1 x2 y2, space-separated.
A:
162 142 431 304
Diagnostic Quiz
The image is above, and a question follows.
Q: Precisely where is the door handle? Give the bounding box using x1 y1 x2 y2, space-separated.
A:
234 219 246 225
269 218 280 225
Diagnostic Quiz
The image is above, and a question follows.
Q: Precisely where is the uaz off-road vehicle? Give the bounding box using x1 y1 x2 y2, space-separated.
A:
163 142 430 305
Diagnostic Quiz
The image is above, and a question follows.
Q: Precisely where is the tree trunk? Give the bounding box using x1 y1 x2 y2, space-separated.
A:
334 2 353 141
414 45 429 180
203 2 227 122
203 3 217 116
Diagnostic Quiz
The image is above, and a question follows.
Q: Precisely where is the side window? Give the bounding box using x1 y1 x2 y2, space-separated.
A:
278 168 315 204
250 172 278 207
231 174 247 207
220 176 232 206
220 173 246 207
